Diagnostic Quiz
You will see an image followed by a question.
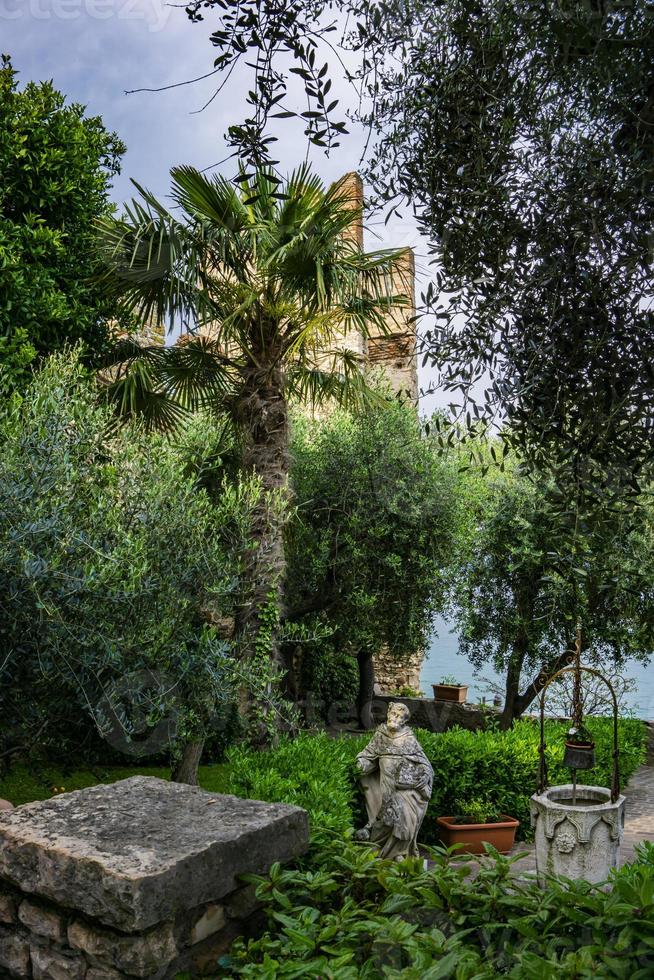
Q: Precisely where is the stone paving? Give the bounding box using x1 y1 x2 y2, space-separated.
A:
499 764 654 875
619 764 654 861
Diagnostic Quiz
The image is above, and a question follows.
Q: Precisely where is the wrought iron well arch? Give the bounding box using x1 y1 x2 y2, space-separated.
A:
537 663 620 803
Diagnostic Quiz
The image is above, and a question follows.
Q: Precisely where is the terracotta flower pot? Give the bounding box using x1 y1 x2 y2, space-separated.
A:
436 814 519 855
432 683 468 704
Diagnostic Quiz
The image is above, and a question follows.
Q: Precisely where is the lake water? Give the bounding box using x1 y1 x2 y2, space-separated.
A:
420 617 654 721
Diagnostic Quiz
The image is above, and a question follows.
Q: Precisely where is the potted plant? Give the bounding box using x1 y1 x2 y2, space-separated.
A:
563 724 596 770
432 675 468 703
436 797 519 855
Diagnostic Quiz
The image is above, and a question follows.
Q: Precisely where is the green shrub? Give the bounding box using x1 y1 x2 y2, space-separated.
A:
228 732 362 840
219 841 654 978
227 719 645 845
0 352 258 768
298 645 359 720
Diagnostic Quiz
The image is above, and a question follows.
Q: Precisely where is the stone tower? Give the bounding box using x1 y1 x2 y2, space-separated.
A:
333 174 422 695
332 172 418 403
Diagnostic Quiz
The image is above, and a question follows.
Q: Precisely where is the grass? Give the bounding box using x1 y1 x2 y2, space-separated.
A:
0 762 233 807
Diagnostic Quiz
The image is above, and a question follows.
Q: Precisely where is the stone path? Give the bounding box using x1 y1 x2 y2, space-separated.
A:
619 764 654 862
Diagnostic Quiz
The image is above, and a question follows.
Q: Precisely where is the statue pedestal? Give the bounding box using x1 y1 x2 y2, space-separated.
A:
530 784 625 884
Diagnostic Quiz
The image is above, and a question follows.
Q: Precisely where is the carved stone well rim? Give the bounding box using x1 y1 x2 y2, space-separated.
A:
535 783 623 812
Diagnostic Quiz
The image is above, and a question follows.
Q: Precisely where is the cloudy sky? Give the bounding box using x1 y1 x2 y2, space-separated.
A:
3 0 443 407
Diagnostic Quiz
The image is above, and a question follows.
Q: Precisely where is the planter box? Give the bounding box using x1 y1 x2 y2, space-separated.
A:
436 814 519 855
432 683 468 703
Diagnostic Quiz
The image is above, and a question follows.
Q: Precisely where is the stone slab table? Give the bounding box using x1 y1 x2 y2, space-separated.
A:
0 776 309 978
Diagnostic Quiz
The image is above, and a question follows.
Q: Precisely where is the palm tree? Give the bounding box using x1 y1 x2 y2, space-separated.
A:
97 164 408 754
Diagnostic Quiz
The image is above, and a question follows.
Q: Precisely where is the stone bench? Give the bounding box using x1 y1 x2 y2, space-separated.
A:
0 776 309 978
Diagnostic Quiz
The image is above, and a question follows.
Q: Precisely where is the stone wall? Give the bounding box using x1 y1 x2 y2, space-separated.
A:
366 246 418 403
367 694 498 733
373 647 423 694
0 777 309 979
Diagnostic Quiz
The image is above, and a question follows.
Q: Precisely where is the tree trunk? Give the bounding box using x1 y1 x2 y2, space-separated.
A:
171 739 205 785
357 650 375 729
499 649 525 730
235 359 290 671
511 642 578 721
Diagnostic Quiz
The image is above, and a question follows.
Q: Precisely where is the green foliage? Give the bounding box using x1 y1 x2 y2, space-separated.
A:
446 461 654 719
359 1 654 498
220 842 654 978
0 56 129 392
286 403 458 710
452 796 500 826
299 645 359 714
0 351 258 766
227 732 361 840
225 721 645 847
0 761 233 807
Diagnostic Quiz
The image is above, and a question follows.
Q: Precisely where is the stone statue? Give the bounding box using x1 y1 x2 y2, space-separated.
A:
354 702 433 860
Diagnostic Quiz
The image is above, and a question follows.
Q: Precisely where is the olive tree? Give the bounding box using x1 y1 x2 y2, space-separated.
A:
286 401 459 722
448 463 654 727
0 351 259 782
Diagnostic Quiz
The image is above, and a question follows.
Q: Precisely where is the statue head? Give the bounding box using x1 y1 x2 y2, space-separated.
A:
386 701 410 734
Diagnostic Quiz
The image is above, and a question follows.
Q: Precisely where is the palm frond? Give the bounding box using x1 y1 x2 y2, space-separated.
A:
157 336 239 412
286 347 390 413
104 357 190 432
170 166 250 232
96 199 202 332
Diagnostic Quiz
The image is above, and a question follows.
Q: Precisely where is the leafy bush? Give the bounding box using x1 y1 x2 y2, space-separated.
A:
0 352 257 768
227 719 645 845
298 645 359 716
285 403 459 711
228 732 362 841
451 796 501 825
221 842 654 978
0 57 130 393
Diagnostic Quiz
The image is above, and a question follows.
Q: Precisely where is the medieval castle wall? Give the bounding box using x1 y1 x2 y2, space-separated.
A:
332 172 418 404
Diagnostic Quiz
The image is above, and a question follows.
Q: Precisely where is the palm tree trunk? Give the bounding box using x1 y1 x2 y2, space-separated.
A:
236 360 290 670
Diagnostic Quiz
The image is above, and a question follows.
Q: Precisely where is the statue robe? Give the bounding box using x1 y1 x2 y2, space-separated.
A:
356 725 433 859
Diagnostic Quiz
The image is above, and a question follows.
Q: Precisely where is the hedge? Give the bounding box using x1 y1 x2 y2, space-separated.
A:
227 718 645 844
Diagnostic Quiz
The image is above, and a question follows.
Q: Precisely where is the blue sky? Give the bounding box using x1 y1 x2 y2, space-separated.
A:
3 2 384 214
2 0 443 407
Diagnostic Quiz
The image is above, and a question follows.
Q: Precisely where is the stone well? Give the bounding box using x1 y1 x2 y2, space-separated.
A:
0 776 309 978
530 783 625 884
